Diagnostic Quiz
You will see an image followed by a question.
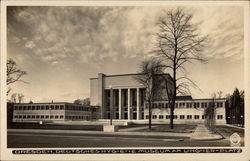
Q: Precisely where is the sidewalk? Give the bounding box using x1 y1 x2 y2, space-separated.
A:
190 124 223 141
224 124 245 130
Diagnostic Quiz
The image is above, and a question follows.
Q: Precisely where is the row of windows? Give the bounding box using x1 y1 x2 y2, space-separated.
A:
14 105 90 111
145 115 224 120
14 115 92 120
14 115 64 119
145 102 224 109
65 116 91 120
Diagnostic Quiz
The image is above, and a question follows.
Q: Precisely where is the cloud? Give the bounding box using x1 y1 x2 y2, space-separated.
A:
8 6 244 66
25 40 36 49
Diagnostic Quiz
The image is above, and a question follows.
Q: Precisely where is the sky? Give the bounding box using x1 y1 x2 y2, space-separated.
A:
7 6 244 103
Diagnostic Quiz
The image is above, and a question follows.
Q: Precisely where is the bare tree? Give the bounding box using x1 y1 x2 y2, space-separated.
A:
153 8 208 129
73 98 90 106
10 93 17 103
217 91 223 98
134 58 164 129
17 93 24 103
7 58 27 87
204 93 216 132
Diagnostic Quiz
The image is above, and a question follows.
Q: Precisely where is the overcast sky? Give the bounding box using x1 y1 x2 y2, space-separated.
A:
7 6 244 103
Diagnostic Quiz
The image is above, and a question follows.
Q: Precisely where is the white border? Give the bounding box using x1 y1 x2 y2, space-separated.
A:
1 1 249 161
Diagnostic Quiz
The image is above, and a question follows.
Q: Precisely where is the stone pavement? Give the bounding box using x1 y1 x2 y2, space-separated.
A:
190 124 223 140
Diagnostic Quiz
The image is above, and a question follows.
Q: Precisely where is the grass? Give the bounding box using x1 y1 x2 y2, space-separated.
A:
120 124 197 133
9 122 103 131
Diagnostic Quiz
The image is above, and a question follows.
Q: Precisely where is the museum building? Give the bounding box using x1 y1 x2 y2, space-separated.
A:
90 73 226 124
12 102 98 122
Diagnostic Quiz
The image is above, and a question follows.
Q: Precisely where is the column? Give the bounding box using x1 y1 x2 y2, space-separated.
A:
110 88 113 123
137 88 140 120
119 88 122 120
127 88 130 120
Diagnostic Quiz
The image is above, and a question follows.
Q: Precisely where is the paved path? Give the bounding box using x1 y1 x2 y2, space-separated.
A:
118 126 157 132
190 124 223 140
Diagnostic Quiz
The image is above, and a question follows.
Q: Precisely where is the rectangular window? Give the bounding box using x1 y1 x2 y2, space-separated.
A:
32 115 35 119
27 115 31 119
41 115 45 119
45 115 49 119
55 115 59 119
217 102 223 108
50 115 54 119
152 115 157 119
180 115 185 119
19 106 23 110
60 105 64 110
187 115 192 119
202 115 205 119
23 115 27 119
175 103 178 108
60 115 64 119
194 115 200 119
51 105 55 110
36 115 40 119
166 115 170 119
24 106 28 110
31 106 35 110
159 115 164 119
194 103 200 108
173 115 177 119
217 115 223 119
55 105 59 110
37 106 40 110
18 115 22 119
145 115 149 119
14 115 18 118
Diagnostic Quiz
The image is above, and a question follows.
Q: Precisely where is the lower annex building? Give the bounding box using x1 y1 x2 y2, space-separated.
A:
90 73 226 124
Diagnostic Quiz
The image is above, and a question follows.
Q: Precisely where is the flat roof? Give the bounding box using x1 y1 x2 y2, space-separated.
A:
89 73 171 79
13 102 92 106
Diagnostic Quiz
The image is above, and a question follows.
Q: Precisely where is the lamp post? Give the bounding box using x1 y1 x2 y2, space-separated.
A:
109 85 113 125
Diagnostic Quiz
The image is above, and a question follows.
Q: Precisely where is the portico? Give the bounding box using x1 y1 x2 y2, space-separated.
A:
105 87 145 120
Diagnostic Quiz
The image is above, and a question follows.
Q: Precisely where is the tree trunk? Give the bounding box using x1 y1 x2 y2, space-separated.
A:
149 103 152 129
170 107 174 129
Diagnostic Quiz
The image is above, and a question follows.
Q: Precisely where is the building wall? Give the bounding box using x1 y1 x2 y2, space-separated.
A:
13 103 94 122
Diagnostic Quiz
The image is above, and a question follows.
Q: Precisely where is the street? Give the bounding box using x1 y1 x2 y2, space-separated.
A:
7 125 244 148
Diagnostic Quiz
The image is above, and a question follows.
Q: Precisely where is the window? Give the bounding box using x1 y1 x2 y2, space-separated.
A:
37 106 41 110
187 115 192 119
217 115 223 119
32 115 35 119
180 115 185 119
55 105 59 110
217 102 223 108
60 115 64 119
51 105 55 110
173 115 177 119
194 103 200 108
41 115 45 119
27 115 31 119
60 105 64 110
159 115 164 119
23 115 27 119
202 115 205 119
179 103 185 108
152 115 157 119
18 115 22 119
194 115 200 119
14 106 18 110
41 106 45 110
50 115 54 119
166 115 170 119
175 103 178 108
186 103 192 108
201 102 207 108
32 106 35 110
14 115 18 118
45 115 49 119
24 106 28 110
55 115 59 119
36 115 40 119
145 115 149 119
19 106 23 110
